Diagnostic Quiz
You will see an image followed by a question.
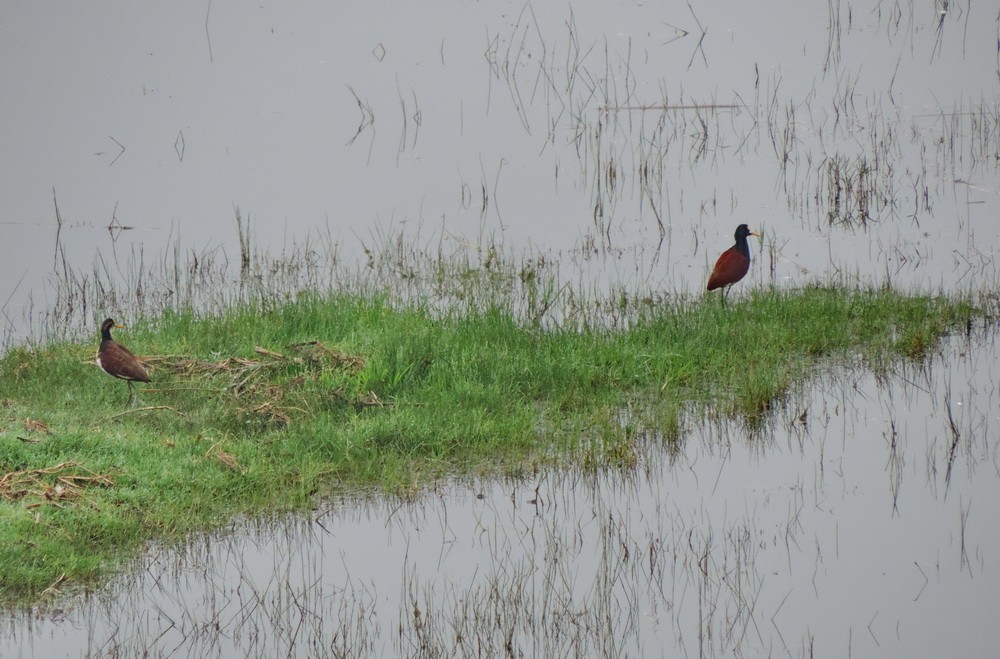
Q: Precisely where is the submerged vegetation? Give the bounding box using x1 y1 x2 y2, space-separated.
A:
0 276 985 606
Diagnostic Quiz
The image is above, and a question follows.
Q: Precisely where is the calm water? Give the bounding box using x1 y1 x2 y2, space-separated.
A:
1 0 999 656
1 1 997 335
3 335 997 657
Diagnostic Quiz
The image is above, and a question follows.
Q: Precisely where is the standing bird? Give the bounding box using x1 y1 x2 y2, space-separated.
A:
707 224 761 298
96 318 151 406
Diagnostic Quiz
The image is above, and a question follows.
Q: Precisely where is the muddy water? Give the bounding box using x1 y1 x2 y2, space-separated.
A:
3 335 997 657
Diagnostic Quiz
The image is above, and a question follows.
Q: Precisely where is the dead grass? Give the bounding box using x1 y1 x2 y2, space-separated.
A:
0 462 114 508
140 340 369 427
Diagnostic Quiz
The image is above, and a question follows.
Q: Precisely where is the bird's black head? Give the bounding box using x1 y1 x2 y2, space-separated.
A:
735 224 754 240
100 318 123 340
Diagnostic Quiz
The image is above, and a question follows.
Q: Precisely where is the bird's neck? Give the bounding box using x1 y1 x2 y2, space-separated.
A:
734 236 751 260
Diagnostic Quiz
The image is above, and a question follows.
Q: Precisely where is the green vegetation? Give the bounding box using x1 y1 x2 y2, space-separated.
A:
0 285 983 606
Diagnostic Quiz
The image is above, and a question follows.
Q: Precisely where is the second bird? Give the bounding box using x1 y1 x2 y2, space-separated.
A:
707 224 760 296
97 318 151 406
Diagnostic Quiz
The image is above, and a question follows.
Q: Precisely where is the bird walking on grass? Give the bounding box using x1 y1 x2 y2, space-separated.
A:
96 318 151 406
707 224 761 299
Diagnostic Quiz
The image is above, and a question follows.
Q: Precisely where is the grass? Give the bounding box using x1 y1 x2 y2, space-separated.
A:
0 284 984 607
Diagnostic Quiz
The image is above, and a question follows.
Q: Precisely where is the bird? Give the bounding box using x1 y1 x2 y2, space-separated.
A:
96 318 151 405
707 224 761 298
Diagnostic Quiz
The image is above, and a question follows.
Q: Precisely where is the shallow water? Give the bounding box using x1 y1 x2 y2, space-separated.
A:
2 334 997 657
1 1 999 656
2 1 999 340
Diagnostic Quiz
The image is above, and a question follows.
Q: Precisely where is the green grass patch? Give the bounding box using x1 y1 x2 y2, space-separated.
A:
0 285 983 606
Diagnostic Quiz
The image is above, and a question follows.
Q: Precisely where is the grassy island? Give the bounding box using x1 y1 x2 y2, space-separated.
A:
0 285 983 606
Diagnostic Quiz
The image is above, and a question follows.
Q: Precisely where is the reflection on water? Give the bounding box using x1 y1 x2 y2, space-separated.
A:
3 335 996 657
2 1 999 656
1 2 999 342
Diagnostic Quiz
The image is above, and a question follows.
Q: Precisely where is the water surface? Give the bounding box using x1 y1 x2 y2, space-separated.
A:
2 1 997 339
3 335 997 656
1 1 998 656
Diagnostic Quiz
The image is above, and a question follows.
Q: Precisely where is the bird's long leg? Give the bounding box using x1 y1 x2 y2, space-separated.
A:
125 380 136 409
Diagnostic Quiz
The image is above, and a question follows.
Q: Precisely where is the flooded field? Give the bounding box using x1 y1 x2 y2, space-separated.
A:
1 0 999 656
2 0 998 338
4 334 997 657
